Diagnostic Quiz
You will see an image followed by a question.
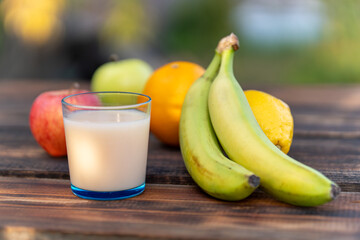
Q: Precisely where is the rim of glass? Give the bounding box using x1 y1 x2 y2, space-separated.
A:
62 91 151 110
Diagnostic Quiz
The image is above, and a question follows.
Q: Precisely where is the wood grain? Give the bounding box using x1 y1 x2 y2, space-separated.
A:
2 80 360 133
0 125 359 191
1 80 360 239
0 177 359 240
3 80 360 111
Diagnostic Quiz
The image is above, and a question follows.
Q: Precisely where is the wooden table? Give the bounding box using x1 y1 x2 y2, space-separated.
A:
1 79 360 239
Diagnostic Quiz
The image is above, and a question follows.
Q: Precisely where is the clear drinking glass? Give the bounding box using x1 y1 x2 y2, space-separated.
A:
62 92 151 200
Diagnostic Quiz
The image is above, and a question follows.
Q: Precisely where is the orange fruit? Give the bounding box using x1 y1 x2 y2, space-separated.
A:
143 61 205 146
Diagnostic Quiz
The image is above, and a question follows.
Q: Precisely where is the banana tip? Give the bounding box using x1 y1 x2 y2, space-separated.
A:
331 184 341 200
249 174 260 188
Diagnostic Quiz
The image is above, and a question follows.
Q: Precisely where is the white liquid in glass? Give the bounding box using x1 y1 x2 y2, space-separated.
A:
64 110 150 192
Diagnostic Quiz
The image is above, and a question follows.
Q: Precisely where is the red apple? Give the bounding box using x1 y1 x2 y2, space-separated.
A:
29 89 89 157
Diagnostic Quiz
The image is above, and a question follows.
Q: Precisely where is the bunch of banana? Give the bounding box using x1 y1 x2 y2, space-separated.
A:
180 33 340 206
179 47 260 201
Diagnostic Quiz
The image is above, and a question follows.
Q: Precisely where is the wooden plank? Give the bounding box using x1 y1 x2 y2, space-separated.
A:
293 109 360 132
0 126 359 192
0 126 192 184
261 85 360 112
2 80 360 112
1 80 359 189
1 80 360 133
0 177 359 240
3 105 360 133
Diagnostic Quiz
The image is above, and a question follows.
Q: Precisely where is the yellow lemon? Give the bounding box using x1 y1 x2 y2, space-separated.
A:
245 90 294 154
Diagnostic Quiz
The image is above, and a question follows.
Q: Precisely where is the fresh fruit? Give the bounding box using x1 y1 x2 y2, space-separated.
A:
244 90 293 154
208 33 340 206
180 49 259 201
143 61 205 146
29 88 91 157
91 58 153 98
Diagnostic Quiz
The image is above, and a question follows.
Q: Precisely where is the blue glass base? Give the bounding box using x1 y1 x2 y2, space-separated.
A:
71 183 145 200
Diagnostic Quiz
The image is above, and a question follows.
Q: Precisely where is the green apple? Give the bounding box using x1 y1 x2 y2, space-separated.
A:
91 59 153 105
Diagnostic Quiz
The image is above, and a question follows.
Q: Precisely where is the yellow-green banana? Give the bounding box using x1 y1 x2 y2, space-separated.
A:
179 50 260 201
208 33 340 206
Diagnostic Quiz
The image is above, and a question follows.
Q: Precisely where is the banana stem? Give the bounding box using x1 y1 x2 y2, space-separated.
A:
219 48 234 76
203 51 221 81
216 33 239 76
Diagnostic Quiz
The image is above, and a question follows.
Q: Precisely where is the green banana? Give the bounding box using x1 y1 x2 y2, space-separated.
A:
179 50 260 201
208 33 340 206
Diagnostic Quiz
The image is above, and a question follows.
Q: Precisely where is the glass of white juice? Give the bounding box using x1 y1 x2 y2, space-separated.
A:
62 92 151 200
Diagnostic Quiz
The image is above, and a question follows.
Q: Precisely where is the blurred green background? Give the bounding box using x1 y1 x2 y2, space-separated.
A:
0 0 359 84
